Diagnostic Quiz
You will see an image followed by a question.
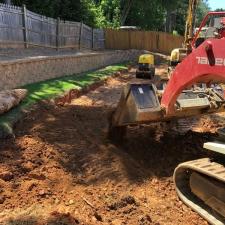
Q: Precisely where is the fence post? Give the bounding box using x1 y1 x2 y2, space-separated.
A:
92 28 94 50
22 4 28 48
56 17 60 50
156 33 160 50
79 21 83 50
128 31 131 49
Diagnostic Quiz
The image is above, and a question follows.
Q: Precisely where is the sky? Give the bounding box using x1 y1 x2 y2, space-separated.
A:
208 0 225 10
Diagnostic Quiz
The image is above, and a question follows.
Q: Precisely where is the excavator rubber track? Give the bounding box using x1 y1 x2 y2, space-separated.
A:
174 158 225 225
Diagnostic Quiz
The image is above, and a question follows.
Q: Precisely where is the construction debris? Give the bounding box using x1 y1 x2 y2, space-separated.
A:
0 89 27 115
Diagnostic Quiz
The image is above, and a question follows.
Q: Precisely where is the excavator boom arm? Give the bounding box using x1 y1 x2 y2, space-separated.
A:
162 11 225 114
162 37 225 115
184 0 199 46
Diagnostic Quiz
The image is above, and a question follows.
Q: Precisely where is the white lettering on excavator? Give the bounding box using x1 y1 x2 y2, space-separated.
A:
138 87 144 94
215 58 224 66
196 57 225 66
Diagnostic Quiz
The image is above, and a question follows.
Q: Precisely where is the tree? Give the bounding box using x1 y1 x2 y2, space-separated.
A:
12 0 97 27
120 0 133 25
173 0 189 35
6 0 211 31
125 0 165 30
215 8 225 12
195 0 210 26
167 0 210 35
161 0 180 33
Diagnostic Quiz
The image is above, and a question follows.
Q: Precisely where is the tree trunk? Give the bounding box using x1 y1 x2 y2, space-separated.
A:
165 9 176 33
165 9 172 32
121 0 133 26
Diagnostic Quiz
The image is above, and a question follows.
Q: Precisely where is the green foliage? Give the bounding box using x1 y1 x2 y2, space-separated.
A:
215 8 225 12
94 0 121 28
196 0 210 26
170 0 210 35
171 0 189 35
2 0 214 33
125 0 165 30
12 0 97 27
7 0 172 30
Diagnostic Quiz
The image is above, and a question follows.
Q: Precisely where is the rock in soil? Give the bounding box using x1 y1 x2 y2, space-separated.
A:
108 196 137 210
0 171 13 181
0 196 6 204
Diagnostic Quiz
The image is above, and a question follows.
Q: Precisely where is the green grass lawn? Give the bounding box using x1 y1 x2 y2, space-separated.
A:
0 64 127 138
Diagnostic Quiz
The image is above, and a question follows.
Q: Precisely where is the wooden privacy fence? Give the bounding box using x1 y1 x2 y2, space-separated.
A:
0 3 105 50
105 29 184 54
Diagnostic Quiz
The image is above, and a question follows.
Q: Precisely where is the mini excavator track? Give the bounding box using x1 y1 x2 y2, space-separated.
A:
174 158 225 225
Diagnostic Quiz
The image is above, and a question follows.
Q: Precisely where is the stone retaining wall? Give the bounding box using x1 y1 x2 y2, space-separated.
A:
0 50 144 90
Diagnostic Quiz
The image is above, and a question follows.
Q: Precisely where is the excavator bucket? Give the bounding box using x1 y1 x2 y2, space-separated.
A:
111 83 162 127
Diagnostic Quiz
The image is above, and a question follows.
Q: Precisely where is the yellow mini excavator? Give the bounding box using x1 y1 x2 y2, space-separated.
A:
136 54 155 79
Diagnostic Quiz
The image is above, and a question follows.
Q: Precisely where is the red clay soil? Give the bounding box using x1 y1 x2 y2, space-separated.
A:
0 66 225 225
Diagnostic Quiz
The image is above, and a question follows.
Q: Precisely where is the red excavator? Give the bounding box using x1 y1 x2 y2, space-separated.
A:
109 11 225 136
108 9 225 225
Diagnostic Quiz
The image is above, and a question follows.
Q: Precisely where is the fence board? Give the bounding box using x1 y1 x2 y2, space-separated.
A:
0 3 23 43
105 29 184 54
93 29 105 49
59 20 80 48
81 23 92 49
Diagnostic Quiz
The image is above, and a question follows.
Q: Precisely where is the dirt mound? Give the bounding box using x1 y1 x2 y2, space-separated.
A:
0 67 224 224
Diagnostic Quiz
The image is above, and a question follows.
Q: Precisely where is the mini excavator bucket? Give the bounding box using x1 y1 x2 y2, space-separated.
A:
111 83 162 127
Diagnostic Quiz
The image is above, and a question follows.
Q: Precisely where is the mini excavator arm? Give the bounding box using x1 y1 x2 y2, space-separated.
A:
184 0 199 48
162 37 225 115
162 11 225 115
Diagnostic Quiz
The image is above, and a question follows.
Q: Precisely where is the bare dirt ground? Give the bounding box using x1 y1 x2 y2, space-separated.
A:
0 65 225 225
